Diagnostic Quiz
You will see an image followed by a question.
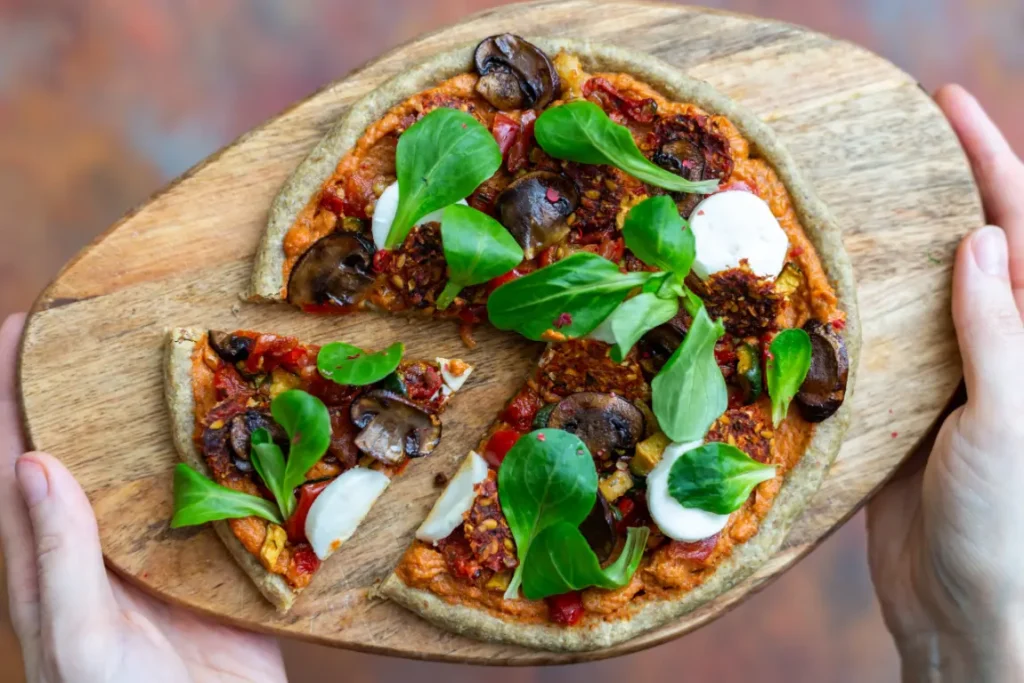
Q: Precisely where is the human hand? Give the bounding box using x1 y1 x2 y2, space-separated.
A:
0 315 288 683
867 85 1024 682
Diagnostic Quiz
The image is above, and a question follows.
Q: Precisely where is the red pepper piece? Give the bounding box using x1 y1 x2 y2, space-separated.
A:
546 591 585 626
213 363 249 400
483 429 522 468
491 113 519 157
285 480 330 543
487 268 525 293
501 390 543 432
507 110 537 173
291 543 321 576
666 533 720 565
319 185 346 215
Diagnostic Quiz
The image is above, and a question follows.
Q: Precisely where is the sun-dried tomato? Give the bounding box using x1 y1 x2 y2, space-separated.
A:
404 363 443 401
245 334 302 374
546 591 585 626
487 268 526 293
291 544 321 577
507 110 537 173
491 112 519 157
285 481 329 543
597 237 624 262
319 185 347 215
501 389 543 432
373 249 394 273
665 534 719 565
437 529 484 582
483 429 522 468
212 363 248 400
583 77 657 124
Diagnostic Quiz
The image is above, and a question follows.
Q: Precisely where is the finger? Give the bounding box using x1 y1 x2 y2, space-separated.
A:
952 226 1024 410
15 452 119 642
935 84 1024 309
0 314 41 643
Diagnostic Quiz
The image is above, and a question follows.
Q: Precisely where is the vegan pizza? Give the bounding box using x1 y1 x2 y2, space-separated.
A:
167 34 857 651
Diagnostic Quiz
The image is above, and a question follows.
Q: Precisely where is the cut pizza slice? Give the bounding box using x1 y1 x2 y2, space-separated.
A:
164 327 472 612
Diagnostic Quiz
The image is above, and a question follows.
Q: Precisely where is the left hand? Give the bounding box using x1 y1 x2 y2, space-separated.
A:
0 314 289 683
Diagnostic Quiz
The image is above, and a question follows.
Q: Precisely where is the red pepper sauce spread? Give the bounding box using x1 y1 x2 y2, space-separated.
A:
391 52 841 627
190 330 452 588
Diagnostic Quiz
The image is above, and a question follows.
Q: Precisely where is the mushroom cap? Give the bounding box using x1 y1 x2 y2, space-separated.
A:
287 233 376 308
473 34 560 110
795 320 849 422
350 390 442 464
208 330 253 363
544 392 645 458
579 492 618 562
495 171 579 259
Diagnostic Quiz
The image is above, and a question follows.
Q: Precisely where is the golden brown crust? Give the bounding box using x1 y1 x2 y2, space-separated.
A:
163 327 298 613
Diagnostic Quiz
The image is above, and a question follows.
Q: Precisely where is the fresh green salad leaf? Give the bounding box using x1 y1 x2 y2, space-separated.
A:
437 204 523 309
667 442 776 514
652 303 728 442
388 108 502 248
170 464 282 528
250 428 293 518
271 390 332 497
767 328 812 426
521 523 650 600
318 342 404 386
487 252 653 340
498 429 597 599
534 101 719 195
622 195 695 275
591 292 679 363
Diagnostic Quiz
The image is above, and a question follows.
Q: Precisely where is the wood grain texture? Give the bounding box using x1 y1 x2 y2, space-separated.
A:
16 0 978 665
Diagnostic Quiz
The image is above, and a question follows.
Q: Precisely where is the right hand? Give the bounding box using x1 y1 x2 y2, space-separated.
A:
867 85 1024 681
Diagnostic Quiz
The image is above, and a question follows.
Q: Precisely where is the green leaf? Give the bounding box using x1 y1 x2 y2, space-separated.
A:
521 523 650 600
487 252 653 341
250 428 294 519
437 204 524 310
498 429 597 599
767 328 812 426
652 303 728 442
591 292 679 363
170 464 282 528
667 442 775 514
271 390 332 496
622 195 695 275
388 108 503 249
318 342 404 386
534 101 719 195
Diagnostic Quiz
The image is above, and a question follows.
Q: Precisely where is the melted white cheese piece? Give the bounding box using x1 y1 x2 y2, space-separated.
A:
647 440 731 542
416 451 490 543
305 467 390 560
436 357 473 393
689 190 789 280
371 181 468 251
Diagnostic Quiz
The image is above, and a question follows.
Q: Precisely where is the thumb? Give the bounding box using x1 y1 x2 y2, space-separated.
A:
15 452 119 641
952 226 1024 411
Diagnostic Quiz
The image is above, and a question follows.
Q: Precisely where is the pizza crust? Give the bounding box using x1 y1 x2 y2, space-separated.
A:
257 39 860 650
163 327 299 613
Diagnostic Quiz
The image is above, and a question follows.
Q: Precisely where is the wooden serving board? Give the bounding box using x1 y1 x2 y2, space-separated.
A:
18 0 979 665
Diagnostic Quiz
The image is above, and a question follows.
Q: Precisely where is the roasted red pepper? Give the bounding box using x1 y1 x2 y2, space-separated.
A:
665 534 720 565
546 591 585 626
319 185 346 215
285 480 330 543
491 112 519 157
483 429 522 468
507 110 537 173
213 364 248 400
501 390 543 432
487 268 525 293
291 543 321 576
583 77 657 123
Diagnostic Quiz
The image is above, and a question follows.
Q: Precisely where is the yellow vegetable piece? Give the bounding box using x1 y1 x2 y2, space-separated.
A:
260 523 287 570
267 367 301 399
599 470 634 503
485 571 512 592
631 432 671 476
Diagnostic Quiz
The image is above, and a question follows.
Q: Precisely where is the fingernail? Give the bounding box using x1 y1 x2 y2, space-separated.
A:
971 226 1008 277
16 457 49 506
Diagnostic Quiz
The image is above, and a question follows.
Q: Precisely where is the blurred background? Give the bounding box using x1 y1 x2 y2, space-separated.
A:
0 0 1020 681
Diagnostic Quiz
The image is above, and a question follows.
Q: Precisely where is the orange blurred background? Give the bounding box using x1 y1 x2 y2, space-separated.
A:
1 1 1020 681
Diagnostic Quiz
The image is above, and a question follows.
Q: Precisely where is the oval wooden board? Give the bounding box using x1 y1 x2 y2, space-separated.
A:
18 0 978 665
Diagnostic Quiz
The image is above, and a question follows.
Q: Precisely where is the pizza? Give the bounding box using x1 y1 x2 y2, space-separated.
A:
164 327 472 611
234 33 858 649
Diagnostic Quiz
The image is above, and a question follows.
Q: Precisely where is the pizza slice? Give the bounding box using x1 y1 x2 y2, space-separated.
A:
164 328 472 611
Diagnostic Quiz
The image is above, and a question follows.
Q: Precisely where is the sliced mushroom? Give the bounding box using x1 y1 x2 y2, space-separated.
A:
495 171 578 259
208 331 253 363
653 138 705 182
795 320 849 422
350 390 442 465
579 492 618 563
544 392 645 458
474 34 560 110
637 320 688 376
228 410 287 471
286 233 376 308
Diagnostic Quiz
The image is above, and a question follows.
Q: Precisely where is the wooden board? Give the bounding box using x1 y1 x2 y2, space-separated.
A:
17 0 979 665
